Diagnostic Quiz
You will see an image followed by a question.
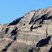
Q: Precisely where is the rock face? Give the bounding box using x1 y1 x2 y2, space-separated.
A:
0 7 52 52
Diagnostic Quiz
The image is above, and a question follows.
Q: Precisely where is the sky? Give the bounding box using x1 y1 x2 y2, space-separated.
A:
0 0 52 24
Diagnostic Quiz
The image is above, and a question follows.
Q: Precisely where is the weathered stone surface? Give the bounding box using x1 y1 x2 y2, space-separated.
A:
0 38 13 51
0 7 52 52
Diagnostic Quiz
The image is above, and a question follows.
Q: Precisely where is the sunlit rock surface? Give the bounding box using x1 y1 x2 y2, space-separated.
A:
0 7 52 52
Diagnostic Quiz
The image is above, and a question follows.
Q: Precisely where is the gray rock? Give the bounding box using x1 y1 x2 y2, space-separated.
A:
0 7 52 52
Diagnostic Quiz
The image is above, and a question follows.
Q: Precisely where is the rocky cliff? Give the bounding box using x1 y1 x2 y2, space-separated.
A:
0 7 52 52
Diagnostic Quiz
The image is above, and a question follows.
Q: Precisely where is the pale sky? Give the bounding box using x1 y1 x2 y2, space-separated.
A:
0 0 52 24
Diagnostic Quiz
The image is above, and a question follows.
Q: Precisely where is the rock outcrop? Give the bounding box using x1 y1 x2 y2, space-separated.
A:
0 7 52 52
